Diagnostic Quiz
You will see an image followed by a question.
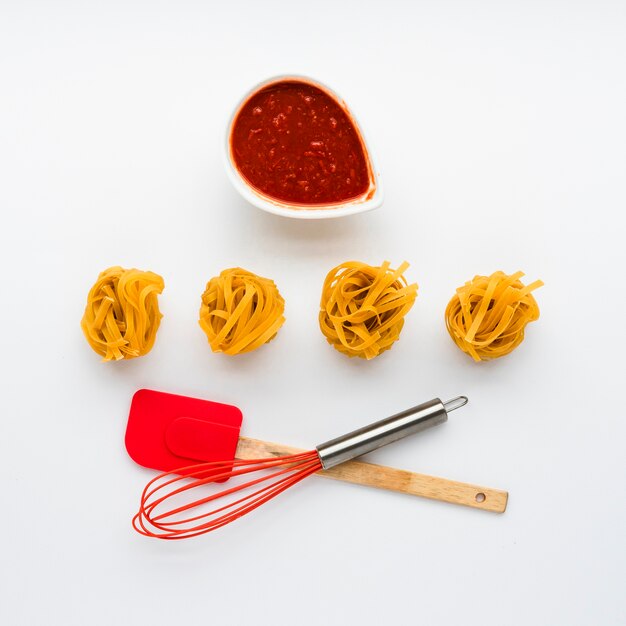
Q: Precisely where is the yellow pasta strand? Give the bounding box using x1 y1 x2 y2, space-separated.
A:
319 261 418 360
199 268 285 355
81 266 164 361
445 270 543 361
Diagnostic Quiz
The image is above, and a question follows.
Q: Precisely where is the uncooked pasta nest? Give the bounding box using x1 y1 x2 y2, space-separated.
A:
319 261 418 360
445 270 543 362
198 268 285 355
81 266 164 361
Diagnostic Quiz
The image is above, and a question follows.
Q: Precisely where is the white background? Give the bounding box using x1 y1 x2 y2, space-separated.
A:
1 1 625 625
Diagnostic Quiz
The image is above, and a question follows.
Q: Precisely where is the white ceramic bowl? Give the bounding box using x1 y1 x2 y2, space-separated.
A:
224 74 383 219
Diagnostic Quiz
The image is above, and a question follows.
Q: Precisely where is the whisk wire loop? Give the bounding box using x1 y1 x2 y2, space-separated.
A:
133 450 322 539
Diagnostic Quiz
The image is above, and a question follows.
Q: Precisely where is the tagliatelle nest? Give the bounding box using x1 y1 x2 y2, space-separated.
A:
81 266 164 361
319 261 418 360
198 268 285 355
445 270 543 361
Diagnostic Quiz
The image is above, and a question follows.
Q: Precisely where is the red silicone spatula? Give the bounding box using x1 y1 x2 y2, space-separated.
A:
125 389 242 480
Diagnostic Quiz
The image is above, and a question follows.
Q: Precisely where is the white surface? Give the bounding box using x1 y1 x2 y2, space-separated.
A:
1 2 625 625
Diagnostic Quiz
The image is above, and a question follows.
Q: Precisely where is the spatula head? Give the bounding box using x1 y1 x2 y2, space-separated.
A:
125 389 243 477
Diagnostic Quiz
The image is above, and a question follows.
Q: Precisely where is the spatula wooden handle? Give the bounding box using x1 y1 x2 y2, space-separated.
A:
235 436 508 513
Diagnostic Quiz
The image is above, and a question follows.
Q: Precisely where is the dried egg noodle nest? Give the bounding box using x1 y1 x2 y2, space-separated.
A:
199 268 285 355
81 266 164 361
445 270 543 361
319 261 418 360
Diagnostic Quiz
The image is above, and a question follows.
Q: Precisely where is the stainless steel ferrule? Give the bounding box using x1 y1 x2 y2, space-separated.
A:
315 397 452 470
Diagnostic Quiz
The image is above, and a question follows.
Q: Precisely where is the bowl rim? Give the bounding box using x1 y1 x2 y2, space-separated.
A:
223 73 384 220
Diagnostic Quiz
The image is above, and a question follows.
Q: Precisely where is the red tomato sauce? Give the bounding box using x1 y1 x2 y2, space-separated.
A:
230 80 372 205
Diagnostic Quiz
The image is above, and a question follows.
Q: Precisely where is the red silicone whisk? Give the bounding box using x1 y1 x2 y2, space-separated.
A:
133 396 467 539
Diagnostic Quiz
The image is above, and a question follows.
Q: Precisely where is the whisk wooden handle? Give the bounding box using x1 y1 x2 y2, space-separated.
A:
235 437 508 513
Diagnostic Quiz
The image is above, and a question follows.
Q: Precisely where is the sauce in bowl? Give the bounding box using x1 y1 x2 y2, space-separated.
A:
230 80 374 207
